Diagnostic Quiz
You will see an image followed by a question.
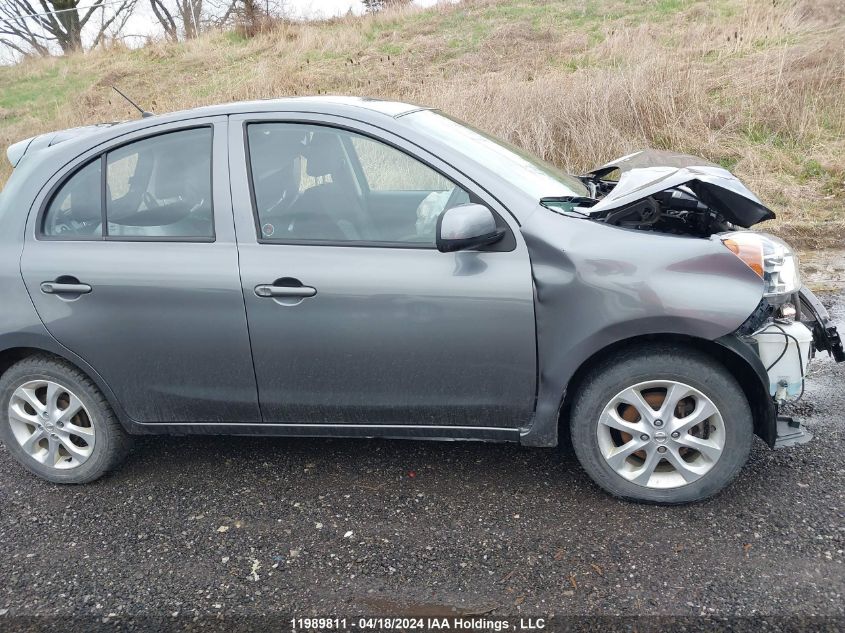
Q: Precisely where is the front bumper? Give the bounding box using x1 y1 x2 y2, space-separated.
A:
770 287 841 447
797 286 845 362
727 285 841 448
746 287 843 397
774 416 814 448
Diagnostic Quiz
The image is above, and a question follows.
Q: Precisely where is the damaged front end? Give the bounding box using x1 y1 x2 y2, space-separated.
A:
565 150 845 447
733 285 844 448
570 149 776 235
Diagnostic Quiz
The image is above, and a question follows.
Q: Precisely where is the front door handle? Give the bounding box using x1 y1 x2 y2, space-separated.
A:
40 281 92 295
254 284 317 299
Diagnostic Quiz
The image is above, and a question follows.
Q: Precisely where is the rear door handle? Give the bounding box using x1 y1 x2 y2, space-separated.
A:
40 281 92 295
254 284 317 299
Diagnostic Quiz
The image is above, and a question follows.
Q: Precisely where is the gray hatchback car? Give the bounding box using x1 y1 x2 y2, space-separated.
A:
0 97 841 503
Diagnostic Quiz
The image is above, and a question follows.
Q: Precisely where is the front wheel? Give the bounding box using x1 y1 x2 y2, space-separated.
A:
570 346 753 504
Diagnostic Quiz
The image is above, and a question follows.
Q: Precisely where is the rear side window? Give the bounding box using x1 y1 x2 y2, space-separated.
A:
106 128 213 239
42 159 102 238
40 127 214 240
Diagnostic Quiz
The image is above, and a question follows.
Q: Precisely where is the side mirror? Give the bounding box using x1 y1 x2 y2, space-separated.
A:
436 204 505 253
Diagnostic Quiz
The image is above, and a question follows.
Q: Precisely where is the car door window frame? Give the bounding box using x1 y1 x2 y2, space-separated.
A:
241 119 516 251
36 125 217 244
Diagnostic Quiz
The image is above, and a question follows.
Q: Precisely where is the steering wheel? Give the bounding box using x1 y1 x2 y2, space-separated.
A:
263 189 301 218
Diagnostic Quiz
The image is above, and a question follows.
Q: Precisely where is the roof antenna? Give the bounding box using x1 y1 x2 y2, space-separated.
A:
111 86 154 118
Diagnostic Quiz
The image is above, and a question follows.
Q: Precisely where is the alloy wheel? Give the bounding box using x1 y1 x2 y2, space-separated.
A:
596 380 725 489
7 380 96 470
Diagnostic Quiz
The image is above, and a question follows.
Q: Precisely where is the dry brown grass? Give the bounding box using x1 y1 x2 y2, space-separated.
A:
1 0 844 246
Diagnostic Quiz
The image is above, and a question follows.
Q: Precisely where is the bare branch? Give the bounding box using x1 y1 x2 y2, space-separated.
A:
92 0 137 46
0 0 136 55
80 0 106 29
149 0 179 41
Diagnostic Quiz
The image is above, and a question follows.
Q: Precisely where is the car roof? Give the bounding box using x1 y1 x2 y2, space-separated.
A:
183 96 430 118
7 97 430 169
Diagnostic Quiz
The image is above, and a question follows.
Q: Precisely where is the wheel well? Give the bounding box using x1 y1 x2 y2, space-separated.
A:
0 347 45 380
0 346 109 401
0 345 134 428
557 334 773 445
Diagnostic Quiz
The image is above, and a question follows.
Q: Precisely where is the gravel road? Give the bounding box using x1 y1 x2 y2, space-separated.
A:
0 297 843 632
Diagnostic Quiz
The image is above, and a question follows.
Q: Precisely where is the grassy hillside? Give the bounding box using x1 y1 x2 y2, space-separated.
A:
1 0 844 247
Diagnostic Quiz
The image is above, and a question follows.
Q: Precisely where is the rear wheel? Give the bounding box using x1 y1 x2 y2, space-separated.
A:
0 356 132 484
570 346 753 504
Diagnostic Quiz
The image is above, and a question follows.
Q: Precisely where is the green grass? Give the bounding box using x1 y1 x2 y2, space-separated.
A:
0 66 89 111
378 42 404 56
799 159 826 182
742 123 797 150
223 30 249 45
717 156 740 171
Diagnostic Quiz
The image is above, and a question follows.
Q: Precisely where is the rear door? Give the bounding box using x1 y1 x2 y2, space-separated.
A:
20 117 260 424
230 113 537 429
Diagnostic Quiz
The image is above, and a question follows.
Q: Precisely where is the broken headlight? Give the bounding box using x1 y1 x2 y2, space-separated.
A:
721 231 800 299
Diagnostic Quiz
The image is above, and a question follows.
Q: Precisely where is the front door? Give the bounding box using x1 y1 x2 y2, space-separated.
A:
20 118 260 424
230 115 536 428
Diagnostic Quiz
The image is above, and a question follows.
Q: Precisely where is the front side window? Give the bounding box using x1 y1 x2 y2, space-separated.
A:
42 159 102 238
246 123 470 245
40 127 214 240
349 135 456 192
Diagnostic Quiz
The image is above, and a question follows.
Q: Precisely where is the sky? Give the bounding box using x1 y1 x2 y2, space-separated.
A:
0 0 451 61
288 0 441 19
125 0 447 38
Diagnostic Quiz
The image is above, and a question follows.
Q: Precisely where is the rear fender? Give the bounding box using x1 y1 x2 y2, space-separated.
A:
0 332 133 433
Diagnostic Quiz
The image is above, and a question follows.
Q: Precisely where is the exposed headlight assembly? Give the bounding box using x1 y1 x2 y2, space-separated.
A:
721 231 800 299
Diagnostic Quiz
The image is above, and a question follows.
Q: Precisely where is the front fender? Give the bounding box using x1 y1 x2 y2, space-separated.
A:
518 210 766 447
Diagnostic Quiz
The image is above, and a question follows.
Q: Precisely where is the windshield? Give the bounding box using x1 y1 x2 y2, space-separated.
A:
407 110 589 200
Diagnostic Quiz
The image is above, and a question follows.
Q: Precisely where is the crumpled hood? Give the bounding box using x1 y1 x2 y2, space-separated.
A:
584 149 776 227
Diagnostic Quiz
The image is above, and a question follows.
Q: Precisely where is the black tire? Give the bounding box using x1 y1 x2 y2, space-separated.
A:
0 355 132 484
570 344 753 504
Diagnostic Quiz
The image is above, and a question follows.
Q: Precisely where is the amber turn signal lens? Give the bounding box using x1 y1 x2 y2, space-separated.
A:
723 237 764 277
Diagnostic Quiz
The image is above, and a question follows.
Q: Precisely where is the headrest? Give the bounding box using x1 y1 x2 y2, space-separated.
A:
155 145 209 199
305 132 344 178
250 127 305 166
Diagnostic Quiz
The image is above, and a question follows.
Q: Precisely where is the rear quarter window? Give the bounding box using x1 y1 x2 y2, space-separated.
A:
42 159 103 238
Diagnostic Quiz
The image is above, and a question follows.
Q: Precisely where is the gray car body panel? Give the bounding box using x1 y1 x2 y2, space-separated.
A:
228 112 537 428
16 117 261 424
0 153 132 423
0 97 771 445
518 210 764 445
